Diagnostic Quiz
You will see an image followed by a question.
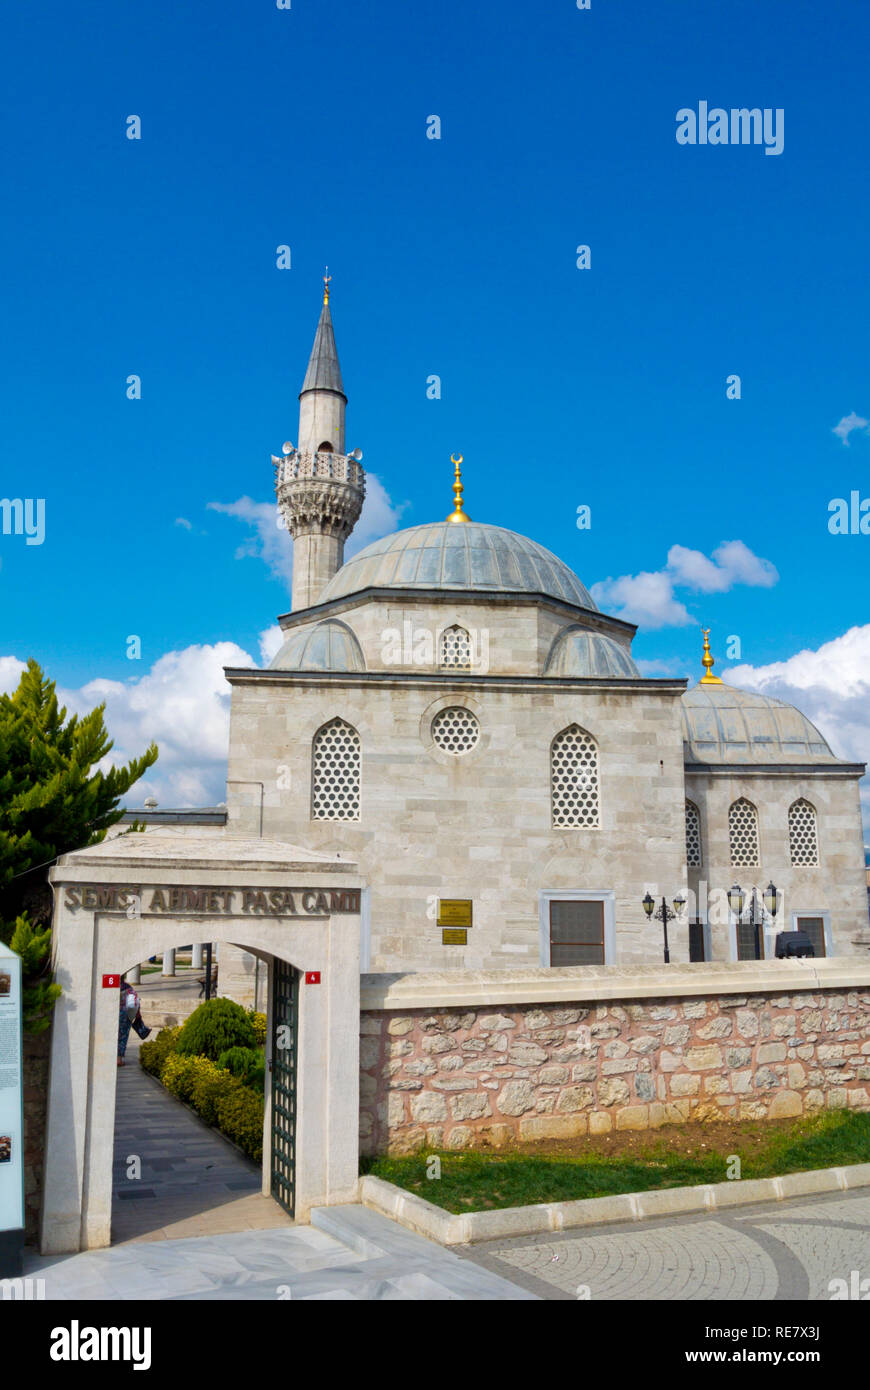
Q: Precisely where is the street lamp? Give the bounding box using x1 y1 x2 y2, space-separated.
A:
727 881 778 960
642 892 687 965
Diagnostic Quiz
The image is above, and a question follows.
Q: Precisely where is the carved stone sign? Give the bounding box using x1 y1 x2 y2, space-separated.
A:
62 885 361 917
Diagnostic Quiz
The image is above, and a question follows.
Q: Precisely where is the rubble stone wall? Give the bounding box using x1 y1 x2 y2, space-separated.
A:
359 988 870 1154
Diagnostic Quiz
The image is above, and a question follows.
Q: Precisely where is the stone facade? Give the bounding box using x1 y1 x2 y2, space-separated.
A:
359 986 870 1154
226 666 691 970
686 769 869 958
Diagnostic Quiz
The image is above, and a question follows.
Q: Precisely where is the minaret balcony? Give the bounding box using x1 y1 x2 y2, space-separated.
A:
274 449 365 491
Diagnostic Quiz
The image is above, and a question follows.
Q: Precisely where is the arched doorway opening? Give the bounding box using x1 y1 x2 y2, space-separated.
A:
40 834 364 1254
111 938 302 1244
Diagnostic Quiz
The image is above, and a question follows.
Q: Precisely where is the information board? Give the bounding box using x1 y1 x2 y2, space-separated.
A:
0 942 24 1251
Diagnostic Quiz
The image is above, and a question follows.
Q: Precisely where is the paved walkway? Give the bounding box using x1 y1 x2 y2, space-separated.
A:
463 1187 870 1300
26 1207 535 1301
112 1031 292 1243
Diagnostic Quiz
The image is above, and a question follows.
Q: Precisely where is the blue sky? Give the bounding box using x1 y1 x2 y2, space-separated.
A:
1 0 868 817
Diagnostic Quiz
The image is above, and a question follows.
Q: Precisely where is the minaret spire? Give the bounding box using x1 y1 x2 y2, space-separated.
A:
274 277 365 610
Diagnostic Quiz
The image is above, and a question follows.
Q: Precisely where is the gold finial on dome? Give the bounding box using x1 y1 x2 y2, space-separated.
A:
323 266 332 305
700 628 723 684
446 454 471 523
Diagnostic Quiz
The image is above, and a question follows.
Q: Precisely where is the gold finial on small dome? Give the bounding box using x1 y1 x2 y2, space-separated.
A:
700 628 723 684
446 453 471 523
323 266 332 305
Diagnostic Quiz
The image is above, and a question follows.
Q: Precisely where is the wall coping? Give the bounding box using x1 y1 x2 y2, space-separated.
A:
360 957 870 1010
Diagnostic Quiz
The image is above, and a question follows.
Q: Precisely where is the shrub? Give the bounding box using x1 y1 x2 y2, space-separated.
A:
214 1083 265 1162
218 1046 265 1090
248 1010 267 1047
160 1052 211 1104
176 997 256 1061
140 1026 180 1077
190 1058 233 1125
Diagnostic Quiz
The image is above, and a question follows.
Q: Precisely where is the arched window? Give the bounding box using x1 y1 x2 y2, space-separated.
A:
685 801 702 868
729 797 759 867
439 624 472 670
789 798 819 866
311 718 361 821
551 725 600 828
317 441 334 453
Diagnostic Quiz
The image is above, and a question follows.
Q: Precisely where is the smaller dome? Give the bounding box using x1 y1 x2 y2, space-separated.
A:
682 682 836 764
544 626 640 678
269 619 365 673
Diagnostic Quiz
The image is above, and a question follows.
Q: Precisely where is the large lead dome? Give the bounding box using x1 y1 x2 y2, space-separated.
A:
318 521 597 608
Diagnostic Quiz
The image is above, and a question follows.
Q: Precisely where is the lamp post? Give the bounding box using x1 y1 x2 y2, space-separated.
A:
641 893 686 965
727 882 779 960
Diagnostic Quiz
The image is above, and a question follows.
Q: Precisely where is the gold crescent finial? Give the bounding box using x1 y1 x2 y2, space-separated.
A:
323 266 332 305
446 454 471 523
700 627 723 684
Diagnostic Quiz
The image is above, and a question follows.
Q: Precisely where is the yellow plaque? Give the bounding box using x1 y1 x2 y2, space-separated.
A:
441 928 467 946
438 899 473 927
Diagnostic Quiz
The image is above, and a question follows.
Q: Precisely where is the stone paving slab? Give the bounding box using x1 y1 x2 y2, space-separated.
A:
25 1213 537 1301
111 1032 292 1243
458 1186 870 1301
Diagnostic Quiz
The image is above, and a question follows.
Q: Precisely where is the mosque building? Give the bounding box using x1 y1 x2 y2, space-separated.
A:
220 282 869 972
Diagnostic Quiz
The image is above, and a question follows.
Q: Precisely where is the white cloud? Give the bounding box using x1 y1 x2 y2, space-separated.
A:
50 642 258 808
208 473 405 589
726 625 870 826
207 496 294 584
174 516 193 530
0 656 27 694
258 625 284 664
591 571 693 629
591 540 778 630
832 412 870 446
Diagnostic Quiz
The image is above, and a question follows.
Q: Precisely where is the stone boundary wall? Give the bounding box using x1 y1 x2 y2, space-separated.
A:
359 988 870 1154
23 1031 51 1243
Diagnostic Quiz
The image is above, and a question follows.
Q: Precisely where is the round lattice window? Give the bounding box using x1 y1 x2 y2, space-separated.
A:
431 706 479 756
685 801 702 868
729 797 759 867
311 717 361 821
789 799 818 866
551 725 600 828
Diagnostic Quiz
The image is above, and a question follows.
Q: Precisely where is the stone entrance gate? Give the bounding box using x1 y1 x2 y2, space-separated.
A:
40 833 364 1254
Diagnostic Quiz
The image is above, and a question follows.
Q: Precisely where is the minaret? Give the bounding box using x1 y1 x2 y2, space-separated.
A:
274 273 366 611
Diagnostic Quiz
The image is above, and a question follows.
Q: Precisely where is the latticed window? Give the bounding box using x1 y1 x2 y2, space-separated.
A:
729 797 759 867
431 706 479 755
551 725 600 828
789 799 819 866
311 718 361 820
685 801 702 867
439 625 472 669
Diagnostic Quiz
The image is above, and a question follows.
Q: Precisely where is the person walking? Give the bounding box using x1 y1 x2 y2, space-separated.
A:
117 977 152 1066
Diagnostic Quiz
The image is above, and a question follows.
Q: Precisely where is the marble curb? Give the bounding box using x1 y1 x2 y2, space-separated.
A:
359 1162 870 1246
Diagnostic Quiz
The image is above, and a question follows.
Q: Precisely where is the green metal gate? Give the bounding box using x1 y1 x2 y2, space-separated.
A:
270 957 299 1216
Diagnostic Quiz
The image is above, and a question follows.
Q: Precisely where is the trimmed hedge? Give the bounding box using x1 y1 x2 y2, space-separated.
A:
139 1026 181 1078
176 997 257 1061
140 1022 264 1162
248 1010 267 1047
218 1046 265 1092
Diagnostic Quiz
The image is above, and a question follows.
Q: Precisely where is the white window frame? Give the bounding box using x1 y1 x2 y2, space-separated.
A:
789 909 833 959
539 890 616 967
